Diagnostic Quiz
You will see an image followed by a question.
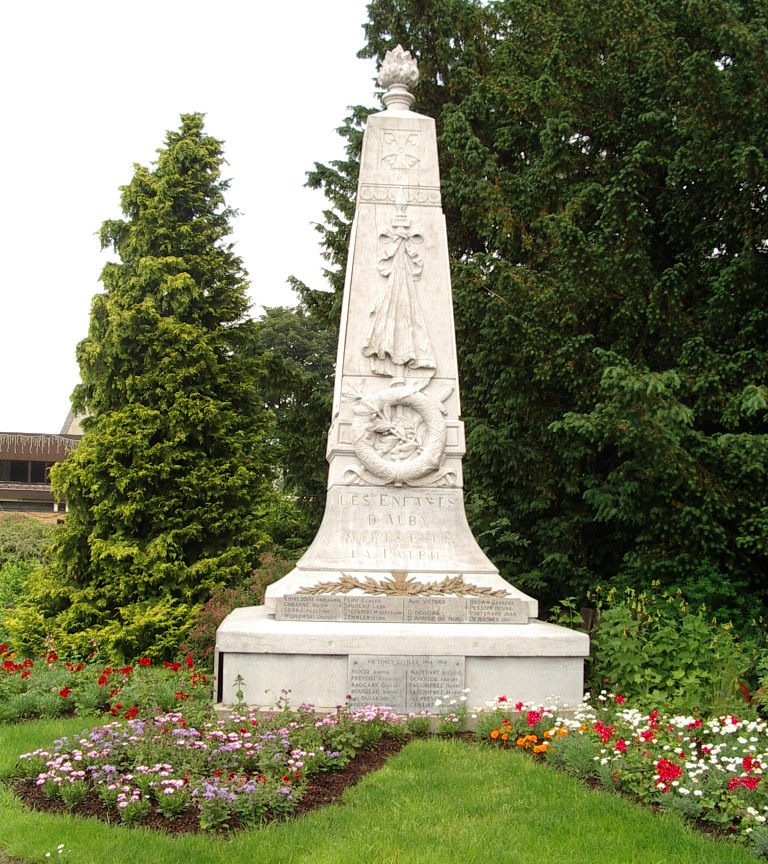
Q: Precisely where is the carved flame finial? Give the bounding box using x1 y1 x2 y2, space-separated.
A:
378 44 419 111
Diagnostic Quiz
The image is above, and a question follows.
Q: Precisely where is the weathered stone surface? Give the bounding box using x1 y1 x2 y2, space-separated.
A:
214 46 589 711
274 594 529 624
349 655 464 712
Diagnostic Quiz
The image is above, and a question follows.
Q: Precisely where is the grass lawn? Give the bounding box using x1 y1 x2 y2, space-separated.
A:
0 720 757 864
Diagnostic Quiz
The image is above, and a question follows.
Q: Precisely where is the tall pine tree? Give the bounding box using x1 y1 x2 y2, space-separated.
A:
303 0 768 622
10 114 278 659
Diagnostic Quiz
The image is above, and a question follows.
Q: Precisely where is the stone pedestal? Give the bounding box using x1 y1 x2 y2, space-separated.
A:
215 46 588 713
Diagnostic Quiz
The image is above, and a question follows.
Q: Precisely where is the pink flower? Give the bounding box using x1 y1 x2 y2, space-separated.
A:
526 710 542 727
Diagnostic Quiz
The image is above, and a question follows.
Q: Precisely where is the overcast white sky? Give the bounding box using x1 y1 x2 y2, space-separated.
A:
1 0 378 433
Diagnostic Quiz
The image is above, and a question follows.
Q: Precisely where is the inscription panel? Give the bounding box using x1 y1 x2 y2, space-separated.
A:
277 595 342 621
341 596 403 623
349 655 464 712
403 597 467 624
275 595 528 623
337 491 459 566
467 598 528 624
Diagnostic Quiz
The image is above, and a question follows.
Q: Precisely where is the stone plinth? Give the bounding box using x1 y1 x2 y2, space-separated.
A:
215 607 587 712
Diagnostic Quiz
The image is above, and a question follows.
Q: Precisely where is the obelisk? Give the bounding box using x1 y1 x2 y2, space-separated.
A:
215 47 588 712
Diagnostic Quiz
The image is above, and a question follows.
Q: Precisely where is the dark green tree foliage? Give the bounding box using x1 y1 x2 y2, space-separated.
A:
253 306 336 535
10 115 278 659
309 0 768 620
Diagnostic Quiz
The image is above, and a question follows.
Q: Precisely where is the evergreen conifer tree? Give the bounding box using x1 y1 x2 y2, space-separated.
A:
9 114 278 659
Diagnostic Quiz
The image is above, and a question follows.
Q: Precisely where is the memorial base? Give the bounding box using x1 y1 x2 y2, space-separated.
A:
214 606 589 712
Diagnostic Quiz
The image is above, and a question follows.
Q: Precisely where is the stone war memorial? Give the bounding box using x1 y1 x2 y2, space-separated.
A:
215 47 589 713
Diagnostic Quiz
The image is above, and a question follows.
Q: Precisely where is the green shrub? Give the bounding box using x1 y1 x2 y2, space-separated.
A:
185 550 294 666
586 586 752 713
0 559 34 643
0 515 54 565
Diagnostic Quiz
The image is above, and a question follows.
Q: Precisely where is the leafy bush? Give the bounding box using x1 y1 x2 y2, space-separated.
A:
0 515 54 566
586 586 753 713
0 559 34 643
185 550 294 666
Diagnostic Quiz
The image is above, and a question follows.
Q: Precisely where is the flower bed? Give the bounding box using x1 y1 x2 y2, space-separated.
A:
477 692 768 858
14 704 423 832
0 644 210 723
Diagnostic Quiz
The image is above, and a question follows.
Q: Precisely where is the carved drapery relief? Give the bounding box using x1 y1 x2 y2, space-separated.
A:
350 189 455 487
362 191 435 379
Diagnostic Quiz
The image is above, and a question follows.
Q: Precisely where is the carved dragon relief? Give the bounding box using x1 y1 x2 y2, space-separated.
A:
297 571 510 598
347 189 456 487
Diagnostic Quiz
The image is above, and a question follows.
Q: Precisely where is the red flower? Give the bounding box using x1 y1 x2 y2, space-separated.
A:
0 644 7 653
526 710 542 727
121 666 133 675
742 776 761 790
59 687 71 698
185 655 195 669
138 657 152 667
640 729 656 742
743 756 761 772
46 651 58 663
497 695 507 703
97 674 109 687
21 669 31 679
124 706 139 720
594 720 616 744
175 690 189 701
656 758 683 783
615 739 627 752
110 703 123 715
614 694 626 705
164 661 182 672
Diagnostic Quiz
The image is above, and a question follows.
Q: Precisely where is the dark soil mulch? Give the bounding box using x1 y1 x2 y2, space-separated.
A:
10 737 408 836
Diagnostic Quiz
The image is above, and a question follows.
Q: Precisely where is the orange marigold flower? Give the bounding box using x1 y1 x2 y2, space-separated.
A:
490 729 500 740
501 732 509 741
533 743 548 754
557 727 568 737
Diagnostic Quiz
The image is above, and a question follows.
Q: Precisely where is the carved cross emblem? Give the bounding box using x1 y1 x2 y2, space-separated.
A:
382 133 420 170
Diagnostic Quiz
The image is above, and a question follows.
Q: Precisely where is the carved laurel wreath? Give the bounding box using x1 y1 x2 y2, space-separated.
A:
297 571 509 598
